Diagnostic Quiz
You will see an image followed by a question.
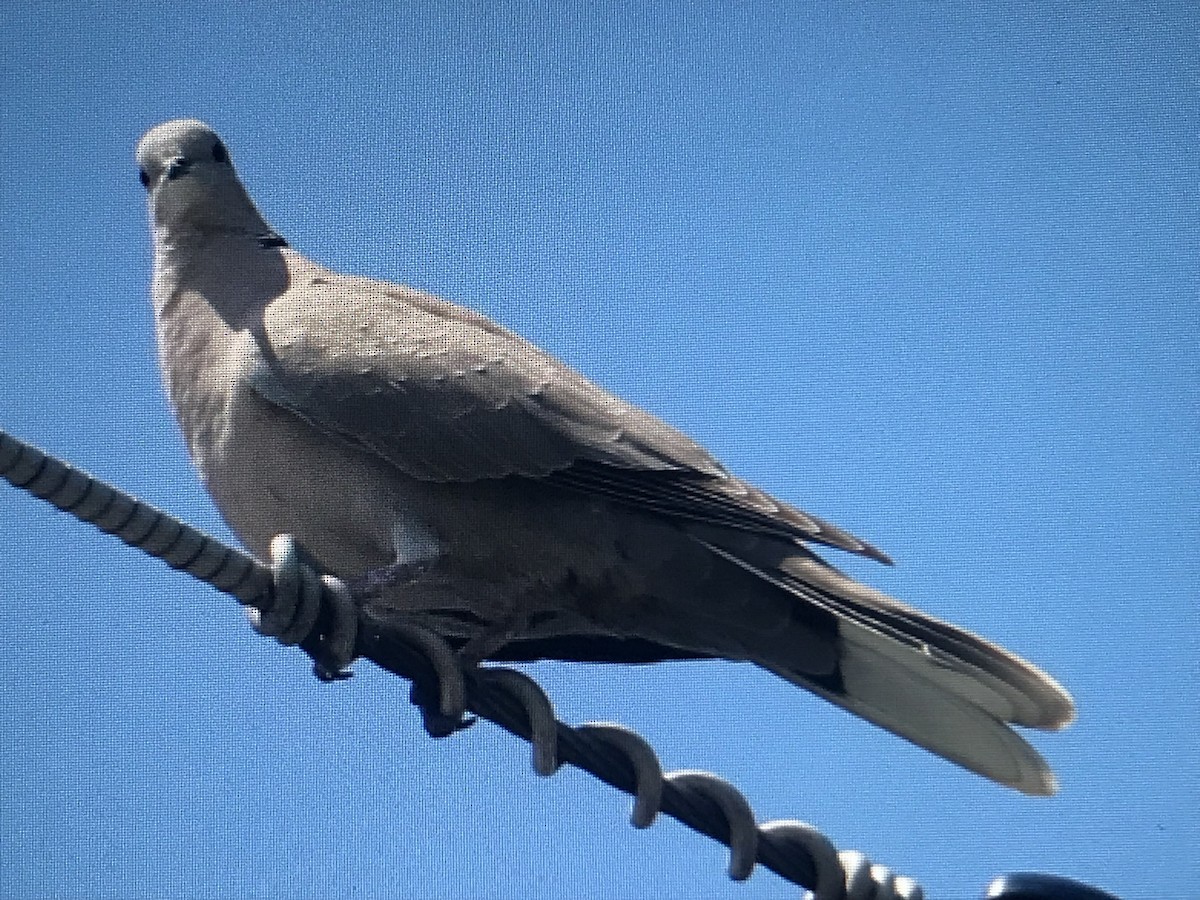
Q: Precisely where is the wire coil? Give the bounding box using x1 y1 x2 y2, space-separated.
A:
3 427 925 899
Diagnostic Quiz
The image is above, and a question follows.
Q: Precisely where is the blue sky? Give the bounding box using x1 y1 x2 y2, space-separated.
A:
1 3 1196 898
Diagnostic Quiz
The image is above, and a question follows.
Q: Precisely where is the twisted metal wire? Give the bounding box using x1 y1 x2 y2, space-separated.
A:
1 427 923 900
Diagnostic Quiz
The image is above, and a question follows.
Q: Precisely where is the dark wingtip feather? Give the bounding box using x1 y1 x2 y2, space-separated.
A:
795 510 895 566
862 543 894 566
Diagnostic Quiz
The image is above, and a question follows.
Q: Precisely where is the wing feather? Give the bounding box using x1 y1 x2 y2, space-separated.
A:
248 269 886 561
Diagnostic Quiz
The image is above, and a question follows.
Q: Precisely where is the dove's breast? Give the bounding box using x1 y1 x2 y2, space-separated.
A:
209 379 430 575
153 282 421 576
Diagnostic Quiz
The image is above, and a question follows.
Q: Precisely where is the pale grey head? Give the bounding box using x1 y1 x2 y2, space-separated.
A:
136 119 268 232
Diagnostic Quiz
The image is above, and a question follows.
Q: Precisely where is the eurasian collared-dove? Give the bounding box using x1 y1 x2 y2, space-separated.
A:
135 118 1074 795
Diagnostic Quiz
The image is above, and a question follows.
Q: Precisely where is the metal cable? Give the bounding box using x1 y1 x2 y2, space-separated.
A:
3 426 927 898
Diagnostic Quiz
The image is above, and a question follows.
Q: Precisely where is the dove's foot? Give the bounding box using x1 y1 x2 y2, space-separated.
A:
248 534 359 680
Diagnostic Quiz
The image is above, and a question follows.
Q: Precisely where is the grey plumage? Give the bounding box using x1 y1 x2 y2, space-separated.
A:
136 118 1074 794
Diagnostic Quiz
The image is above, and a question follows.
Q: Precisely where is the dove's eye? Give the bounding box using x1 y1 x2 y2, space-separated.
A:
138 168 150 189
212 141 228 163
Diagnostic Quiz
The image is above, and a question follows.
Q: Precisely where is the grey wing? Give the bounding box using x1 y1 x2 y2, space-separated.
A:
249 275 887 560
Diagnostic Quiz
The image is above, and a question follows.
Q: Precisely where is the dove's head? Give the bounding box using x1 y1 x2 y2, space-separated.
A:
136 119 268 232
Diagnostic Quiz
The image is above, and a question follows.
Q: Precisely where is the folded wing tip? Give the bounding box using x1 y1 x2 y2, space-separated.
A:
860 541 894 567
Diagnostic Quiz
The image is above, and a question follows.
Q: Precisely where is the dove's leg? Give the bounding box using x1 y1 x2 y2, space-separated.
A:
341 512 510 658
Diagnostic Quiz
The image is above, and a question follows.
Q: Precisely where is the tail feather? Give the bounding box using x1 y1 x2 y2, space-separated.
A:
767 620 1060 794
776 555 1075 730
698 539 1074 795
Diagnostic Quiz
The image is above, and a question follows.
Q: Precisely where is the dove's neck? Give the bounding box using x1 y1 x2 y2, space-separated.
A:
149 180 284 295
151 222 289 321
